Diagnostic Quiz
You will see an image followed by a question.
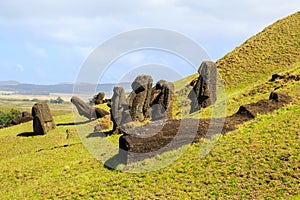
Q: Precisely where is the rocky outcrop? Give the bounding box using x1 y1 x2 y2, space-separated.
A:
71 96 109 119
128 75 153 122
32 102 56 135
188 61 217 113
150 80 174 121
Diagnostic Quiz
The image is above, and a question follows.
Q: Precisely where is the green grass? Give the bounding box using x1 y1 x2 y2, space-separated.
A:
1 73 297 199
0 99 72 116
217 11 300 92
0 77 299 199
175 12 300 97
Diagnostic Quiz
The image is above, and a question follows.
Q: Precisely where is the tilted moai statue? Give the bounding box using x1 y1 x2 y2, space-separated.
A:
32 102 56 135
128 75 153 122
188 61 217 113
110 86 132 133
150 80 174 121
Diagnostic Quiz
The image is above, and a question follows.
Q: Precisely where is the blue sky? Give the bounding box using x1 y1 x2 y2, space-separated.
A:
0 0 299 84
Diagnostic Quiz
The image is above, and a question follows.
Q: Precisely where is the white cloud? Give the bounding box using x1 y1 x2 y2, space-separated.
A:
0 0 299 50
0 0 300 84
16 64 24 71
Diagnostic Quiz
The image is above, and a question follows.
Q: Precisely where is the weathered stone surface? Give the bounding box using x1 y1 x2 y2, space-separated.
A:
110 86 129 133
32 102 55 135
269 91 292 104
118 118 221 164
188 61 217 113
91 92 105 105
128 75 153 122
150 80 174 121
95 108 110 119
71 96 109 119
11 112 33 125
225 92 292 133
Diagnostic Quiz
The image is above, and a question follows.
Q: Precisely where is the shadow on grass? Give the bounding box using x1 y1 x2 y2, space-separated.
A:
57 119 93 126
86 130 115 138
104 153 125 171
86 131 107 138
17 132 43 137
36 143 81 152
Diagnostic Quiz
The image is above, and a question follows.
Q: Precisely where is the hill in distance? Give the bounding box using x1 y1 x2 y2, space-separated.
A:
0 80 20 86
0 82 131 96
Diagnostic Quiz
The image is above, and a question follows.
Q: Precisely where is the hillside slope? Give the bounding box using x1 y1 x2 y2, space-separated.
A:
0 70 299 199
216 11 300 92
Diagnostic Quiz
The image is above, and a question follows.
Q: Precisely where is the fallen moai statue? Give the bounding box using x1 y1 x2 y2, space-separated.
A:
118 92 292 164
11 112 33 125
71 96 109 119
224 91 293 132
32 102 56 135
188 61 217 113
90 92 110 105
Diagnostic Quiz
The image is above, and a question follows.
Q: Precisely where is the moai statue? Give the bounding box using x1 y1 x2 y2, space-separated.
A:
110 86 130 133
151 80 174 121
71 96 109 119
128 75 153 122
32 102 56 135
188 61 217 113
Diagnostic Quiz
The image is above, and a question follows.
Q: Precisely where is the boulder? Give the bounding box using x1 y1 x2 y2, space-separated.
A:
32 102 56 135
150 80 174 121
11 112 33 125
128 75 153 122
71 96 109 119
188 61 217 113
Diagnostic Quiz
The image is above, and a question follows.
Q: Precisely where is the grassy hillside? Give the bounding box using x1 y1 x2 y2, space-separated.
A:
217 11 300 92
0 75 299 199
0 12 300 199
174 12 300 118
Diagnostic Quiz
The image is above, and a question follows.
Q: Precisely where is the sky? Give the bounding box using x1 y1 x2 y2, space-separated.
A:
0 0 300 85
